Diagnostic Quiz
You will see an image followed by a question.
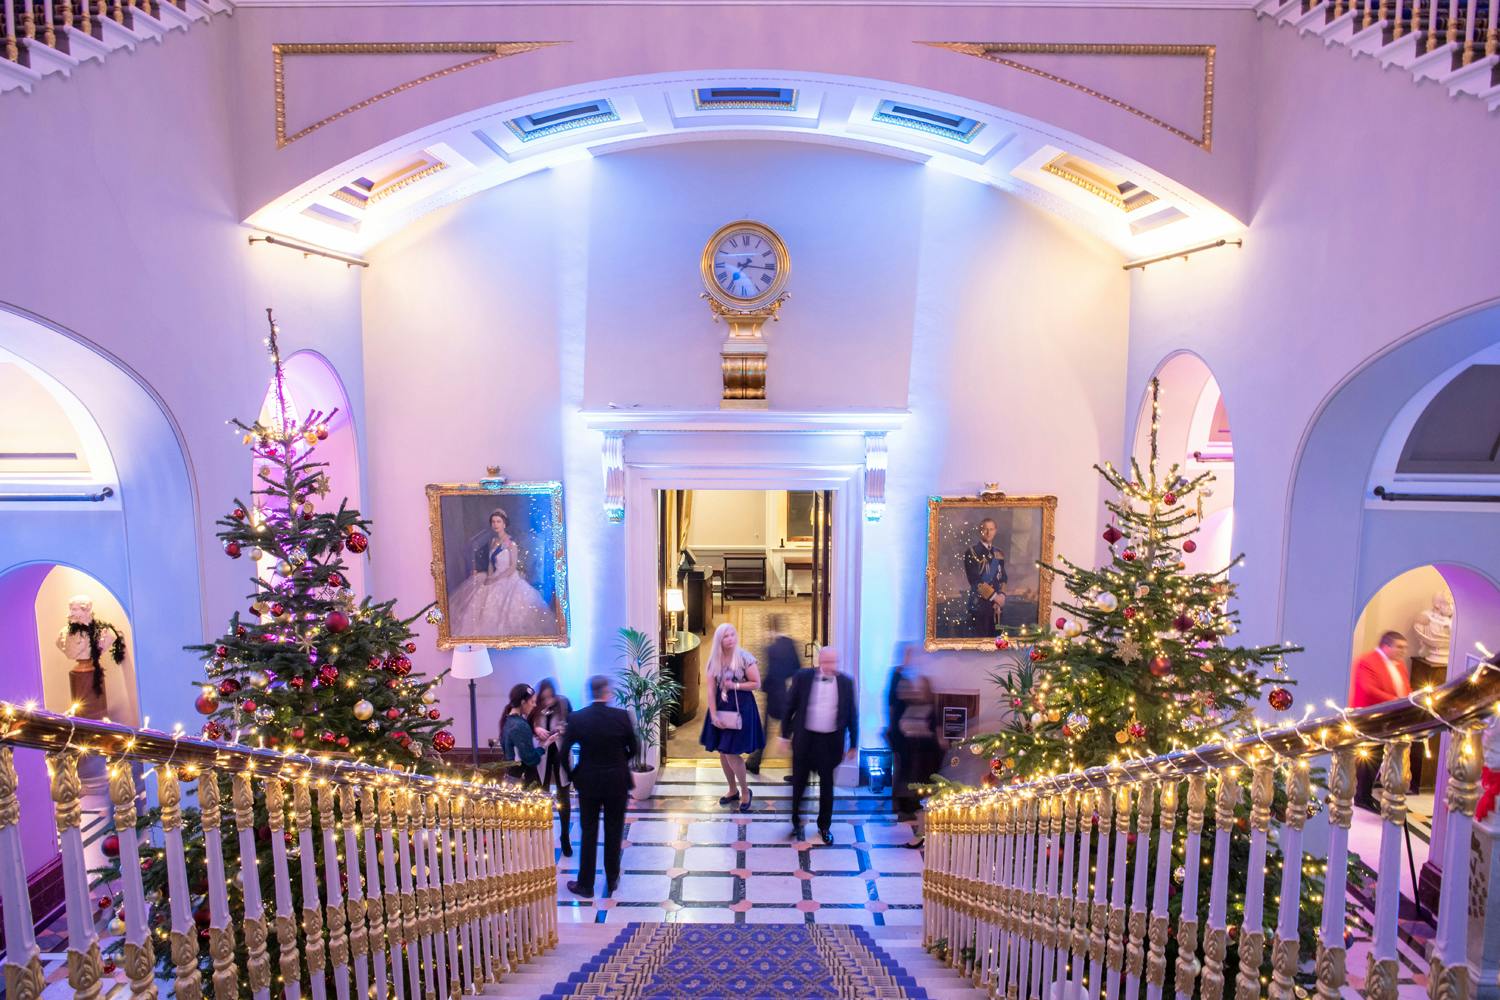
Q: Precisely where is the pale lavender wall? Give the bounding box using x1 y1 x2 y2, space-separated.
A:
360 142 1128 738
1126 22 1500 710
0 22 368 717
226 5 1258 223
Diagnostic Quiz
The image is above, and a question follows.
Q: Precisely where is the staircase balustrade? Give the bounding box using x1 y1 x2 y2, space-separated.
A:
923 663 1500 999
0 704 556 998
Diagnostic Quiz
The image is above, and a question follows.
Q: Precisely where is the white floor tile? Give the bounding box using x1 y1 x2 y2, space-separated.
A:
684 845 737 870
744 906 806 924
625 820 680 843
810 876 873 904
861 822 918 845
686 820 739 844
672 906 737 923
745 846 800 871
680 875 736 902
745 874 804 904
605 905 668 923
610 874 672 903
874 876 924 905
746 820 798 844
808 848 861 872
879 907 925 926
814 908 875 925
867 848 925 873
621 844 677 869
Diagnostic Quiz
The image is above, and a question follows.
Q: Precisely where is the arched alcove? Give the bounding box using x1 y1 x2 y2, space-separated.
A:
1133 352 1234 572
0 304 202 730
252 350 366 594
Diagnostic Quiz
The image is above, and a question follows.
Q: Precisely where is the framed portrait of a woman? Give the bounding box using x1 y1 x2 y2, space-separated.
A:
425 481 570 649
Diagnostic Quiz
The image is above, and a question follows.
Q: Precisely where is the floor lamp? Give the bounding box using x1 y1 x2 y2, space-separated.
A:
449 644 493 769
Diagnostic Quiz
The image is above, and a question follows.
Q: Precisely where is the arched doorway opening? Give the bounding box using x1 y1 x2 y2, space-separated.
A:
252 349 366 595
1133 352 1234 573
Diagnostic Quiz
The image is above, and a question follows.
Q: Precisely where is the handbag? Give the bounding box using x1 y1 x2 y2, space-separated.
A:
715 710 743 731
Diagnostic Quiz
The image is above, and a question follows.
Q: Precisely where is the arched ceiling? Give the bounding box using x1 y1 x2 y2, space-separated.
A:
247 71 1243 258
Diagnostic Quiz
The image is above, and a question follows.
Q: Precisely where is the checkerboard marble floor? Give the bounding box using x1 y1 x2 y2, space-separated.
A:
555 761 924 926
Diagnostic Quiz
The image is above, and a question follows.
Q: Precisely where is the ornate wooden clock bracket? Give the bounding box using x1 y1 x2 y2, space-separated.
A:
705 293 788 409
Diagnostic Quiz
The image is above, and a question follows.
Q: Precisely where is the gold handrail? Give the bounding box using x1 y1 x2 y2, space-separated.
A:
944 659 1499 799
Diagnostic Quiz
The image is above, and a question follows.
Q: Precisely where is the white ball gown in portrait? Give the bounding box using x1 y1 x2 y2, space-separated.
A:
450 540 558 637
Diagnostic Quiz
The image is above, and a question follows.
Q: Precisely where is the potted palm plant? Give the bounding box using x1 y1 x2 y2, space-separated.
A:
614 626 682 801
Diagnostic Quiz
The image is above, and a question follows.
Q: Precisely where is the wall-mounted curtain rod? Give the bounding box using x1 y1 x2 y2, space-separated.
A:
248 234 369 268
1192 450 1234 463
0 486 115 503
1123 238 1243 271
1372 485 1500 503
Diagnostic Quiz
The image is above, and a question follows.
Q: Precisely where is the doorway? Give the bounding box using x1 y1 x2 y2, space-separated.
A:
656 488 835 764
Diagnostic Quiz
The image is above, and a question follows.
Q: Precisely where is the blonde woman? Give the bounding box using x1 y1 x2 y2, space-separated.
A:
699 622 765 812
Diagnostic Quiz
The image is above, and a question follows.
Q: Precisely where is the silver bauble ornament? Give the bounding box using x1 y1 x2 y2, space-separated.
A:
276 561 293 577
1065 711 1090 734
249 547 264 562
288 547 308 566
1095 592 1120 613
249 670 269 688
1173 866 1186 885
108 917 127 936
425 607 444 625
421 690 437 705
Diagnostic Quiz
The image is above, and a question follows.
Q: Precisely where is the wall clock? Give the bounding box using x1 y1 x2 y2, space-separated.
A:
700 220 791 315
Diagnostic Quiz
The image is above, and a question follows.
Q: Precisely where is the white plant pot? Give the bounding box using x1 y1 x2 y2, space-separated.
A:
630 764 659 801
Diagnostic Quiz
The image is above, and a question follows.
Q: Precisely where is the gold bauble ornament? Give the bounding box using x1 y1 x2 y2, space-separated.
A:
353 699 375 721
421 691 437 705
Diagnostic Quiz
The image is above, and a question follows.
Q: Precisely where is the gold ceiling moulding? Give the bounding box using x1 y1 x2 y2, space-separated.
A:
272 41 563 149
920 41 1216 151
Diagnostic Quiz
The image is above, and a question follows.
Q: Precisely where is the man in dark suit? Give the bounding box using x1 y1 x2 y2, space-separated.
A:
782 646 858 844
561 674 639 898
963 518 1007 636
748 614 803 776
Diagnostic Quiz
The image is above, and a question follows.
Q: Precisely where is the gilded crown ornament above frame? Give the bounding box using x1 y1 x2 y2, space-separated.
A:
271 41 562 148
920 42 1217 151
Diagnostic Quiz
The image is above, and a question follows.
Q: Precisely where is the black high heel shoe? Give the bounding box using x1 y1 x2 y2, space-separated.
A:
739 789 754 813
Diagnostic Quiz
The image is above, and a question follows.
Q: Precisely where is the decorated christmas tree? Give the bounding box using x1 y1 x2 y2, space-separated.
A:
972 377 1301 778
188 309 453 763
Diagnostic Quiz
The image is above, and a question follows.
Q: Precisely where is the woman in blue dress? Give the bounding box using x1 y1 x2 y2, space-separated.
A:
500 683 543 786
699 622 765 812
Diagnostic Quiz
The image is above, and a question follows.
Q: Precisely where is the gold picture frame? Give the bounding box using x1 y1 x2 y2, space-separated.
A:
425 480 570 650
924 493 1057 651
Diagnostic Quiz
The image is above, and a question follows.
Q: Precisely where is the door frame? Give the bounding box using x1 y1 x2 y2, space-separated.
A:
623 459 864 769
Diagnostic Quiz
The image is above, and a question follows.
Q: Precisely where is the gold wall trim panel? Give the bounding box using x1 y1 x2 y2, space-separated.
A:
921 41 1216 151
272 41 563 148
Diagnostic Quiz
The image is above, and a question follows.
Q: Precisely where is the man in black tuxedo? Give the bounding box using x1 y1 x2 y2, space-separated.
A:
782 647 858 844
561 674 638 898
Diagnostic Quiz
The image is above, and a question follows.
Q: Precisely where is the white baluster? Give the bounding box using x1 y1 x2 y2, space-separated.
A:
231 773 270 1000
1429 729 1482 999
1235 763 1275 1000
1105 784 1132 1000
109 761 157 1000
196 770 238 1000
1055 790 1079 992
1175 774 1208 1000
315 783 350 1000
1125 782 1154 1000
1071 788 1095 994
1363 743 1410 1000
1315 751 1355 1000
385 786 421 1000
436 795 463 997
265 778 304 999
156 765 204 1000
1198 771 1241 1000
1088 785 1114 995
358 786 395 1000
338 786 370 1000
1146 780 1178 1000
0 748 47 998
1269 764 1311 1000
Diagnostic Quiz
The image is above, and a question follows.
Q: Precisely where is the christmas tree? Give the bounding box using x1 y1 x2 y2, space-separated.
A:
92 311 458 990
972 378 1300 778
188 309 453 763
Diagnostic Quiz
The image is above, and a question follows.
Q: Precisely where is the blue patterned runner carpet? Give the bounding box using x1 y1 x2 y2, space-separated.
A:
540 922 929 999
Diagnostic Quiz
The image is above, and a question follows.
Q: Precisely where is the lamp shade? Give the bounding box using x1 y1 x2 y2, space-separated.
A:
664 588 686 613
449 644 493 680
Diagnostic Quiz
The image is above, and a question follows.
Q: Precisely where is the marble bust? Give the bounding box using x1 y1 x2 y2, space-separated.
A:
1412 592 1454 666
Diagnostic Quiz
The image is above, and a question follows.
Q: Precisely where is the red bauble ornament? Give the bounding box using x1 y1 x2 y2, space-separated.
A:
235 626 247 637
405 642 417 654
346 531 369 554
336 735 350 748
269 603 285 617
432 731 455 753
1028 648 1045 662
291 727 305 740
1148 656 1173 677
326 611 350 634
1055 617 1067 629
989 757 1003 773
392 730 409 743
319 730 336 743
1122 550 1137 562
267 736 279 747
328 572 344 588
218 679 240 696
203 722 223 741
214 644 228 658
1182 540 1198 554
1268 687 1294 712
385 708 401 721
318 665 339 685
1128 721 1147 740
1173 614 1194 633
195 691 219 715
994 636 1010 650
1102 525 1123 545
224 541 242 559
231 507 246 521
1123 607 1137 620
98 895 113 911
1061 725 1073 739
1163 492 1177 506
392 656 412 677
316 428 329 441
102 834 120 858
289 677 305 690
387 678 400 689
241 700 257 713
369 656 384 669
427 709 441 720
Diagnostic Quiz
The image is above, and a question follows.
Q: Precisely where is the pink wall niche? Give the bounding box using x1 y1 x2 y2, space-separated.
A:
1131 351 1235 575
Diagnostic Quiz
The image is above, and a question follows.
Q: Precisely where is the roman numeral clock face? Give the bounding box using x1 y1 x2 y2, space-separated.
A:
700 221 790 312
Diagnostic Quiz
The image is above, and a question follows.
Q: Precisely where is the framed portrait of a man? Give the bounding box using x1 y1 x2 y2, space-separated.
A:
924 493 1057 651
425 481 570 649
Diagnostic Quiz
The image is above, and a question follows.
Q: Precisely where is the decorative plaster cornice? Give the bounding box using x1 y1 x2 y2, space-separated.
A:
272 41 562 147
242 0 1254 7
921 41 1216 150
